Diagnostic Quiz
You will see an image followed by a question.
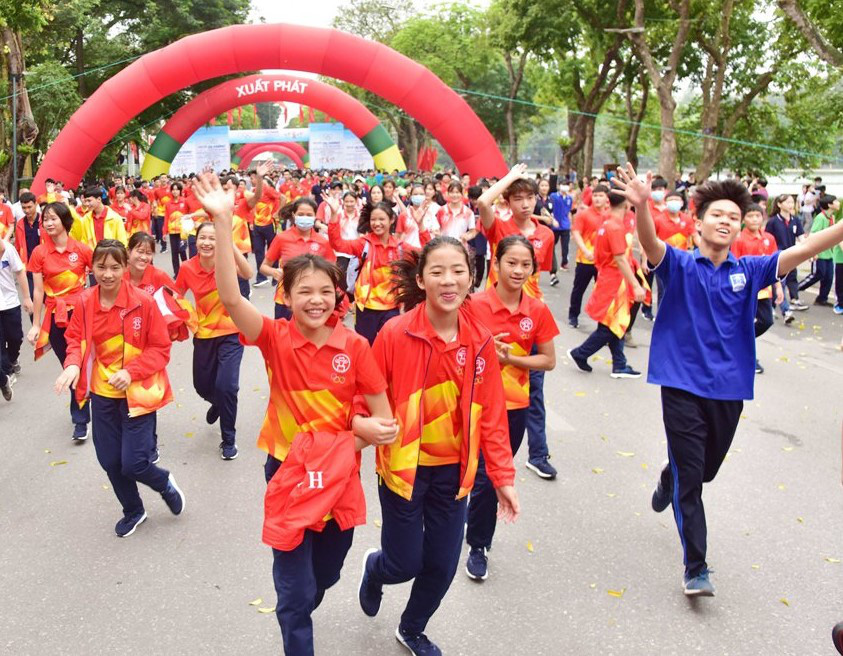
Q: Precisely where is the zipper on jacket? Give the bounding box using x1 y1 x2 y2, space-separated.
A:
460 334 491 496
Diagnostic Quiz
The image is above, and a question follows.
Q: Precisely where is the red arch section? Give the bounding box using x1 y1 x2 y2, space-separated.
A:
240 144 303 169
235 142 307 166
33 23 505 192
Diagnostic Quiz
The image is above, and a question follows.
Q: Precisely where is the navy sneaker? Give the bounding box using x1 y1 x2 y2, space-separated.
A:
526 457 557 480
0 379 12 402
72 424 89 441
465 547 488 581
152 449 160 465
115 511 147 538
358 548 383 617
220 443 238 460
755 359 764 374
568 318 579 329
206 405 220 425
11 360 21 375
161 474 185 515
683 568 715 597
610 365 641 379
833 622 843 655
651 462 672 513
567 348 592 373
395 627 442 656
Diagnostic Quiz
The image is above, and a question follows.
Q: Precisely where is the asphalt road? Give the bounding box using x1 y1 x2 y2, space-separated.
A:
1 252 842 656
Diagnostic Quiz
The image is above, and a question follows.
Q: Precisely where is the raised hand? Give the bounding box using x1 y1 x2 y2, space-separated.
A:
506 163 529 181
193 171 234 221
256 160 272 178
324 195 341 221
612 163 652 207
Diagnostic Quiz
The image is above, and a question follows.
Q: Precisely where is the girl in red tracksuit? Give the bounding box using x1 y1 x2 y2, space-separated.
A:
54 240 185 538
463 235 559 581
356 236 520 656
192 172 396 656
125 232 176 295
326 198 430 345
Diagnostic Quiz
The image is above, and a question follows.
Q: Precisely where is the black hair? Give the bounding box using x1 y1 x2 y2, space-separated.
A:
19 191 37 205
651 177 669 190
45 177 56 185
358 201 396 234
114 185 126 195
494 234 536 275
467 185 483 202
83 186 103 200
280 254 344 310
92 239 128 266
330 180 343 190
692 179 752 220
607 191 627 208
502 177 538 200
42 202 75 233
170 182 183 192
593 184 610 195
342 191 358 201
129 189 147 203
195 221 215 238
745 203 764 215
757 178 767 188
280 197 318 224
819 194 837 211
221 175 238 187
391 236 474 311
128 231 156 253
666 190 684 201
447 181 464 195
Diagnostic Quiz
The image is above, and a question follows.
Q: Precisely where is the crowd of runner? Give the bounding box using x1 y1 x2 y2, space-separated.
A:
1 161 842 656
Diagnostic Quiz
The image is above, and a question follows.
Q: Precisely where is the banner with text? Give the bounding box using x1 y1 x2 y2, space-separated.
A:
170 126 231 176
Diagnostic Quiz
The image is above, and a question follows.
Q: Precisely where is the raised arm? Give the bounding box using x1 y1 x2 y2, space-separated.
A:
246 161 271 209
613 163 665 266
193 172 263 342
778 220 843 277
477 163 529 231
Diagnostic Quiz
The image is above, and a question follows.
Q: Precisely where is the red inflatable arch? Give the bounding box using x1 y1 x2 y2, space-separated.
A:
233 142 309 169
142 73 404 178
33 23 506 193
239 144 304 169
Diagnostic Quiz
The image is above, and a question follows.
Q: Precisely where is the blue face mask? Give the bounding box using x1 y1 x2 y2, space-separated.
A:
666 199 683 213
410 194 425 206
295 215 315 230
651 190 666 203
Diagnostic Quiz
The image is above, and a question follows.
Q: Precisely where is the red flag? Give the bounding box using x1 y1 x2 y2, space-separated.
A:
227 110 233 125
309 106 315 123
299 105 305 123
253 105 258 124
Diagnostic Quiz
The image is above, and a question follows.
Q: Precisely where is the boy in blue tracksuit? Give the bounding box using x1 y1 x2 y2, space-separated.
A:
613 164 843 597
548 181 574 285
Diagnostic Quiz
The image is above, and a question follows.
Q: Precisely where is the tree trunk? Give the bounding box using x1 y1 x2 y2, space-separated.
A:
581 116 596 181
657 88 678 185
624 74 649 168
505 98 517 164
777 0 843 68
0 28 39 195
75 28 86 97
405 119 419 171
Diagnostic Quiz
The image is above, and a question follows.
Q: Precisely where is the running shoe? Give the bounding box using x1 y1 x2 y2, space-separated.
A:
6 373 17 387
815 298 832 307
395 627 442 656
568 318 579 329
833 305 843 315
561 264 569 271
220 443 238 460
115 511 147 538
152 449 160 465
206 404 220 425
567 348 592 373
253 279 270 288
1 379 12 401
643 312 655 321
610 366 642 379
790 299 809 311
651 462 672 513
526 457 557 480
11 360 21 374
683 568 715 597
549 274 559 287
832 622 843 655
161 474 186 515
465 547 488 581
755 359 764 374
784 311 795 324
358 548 383 617
72 424 89 441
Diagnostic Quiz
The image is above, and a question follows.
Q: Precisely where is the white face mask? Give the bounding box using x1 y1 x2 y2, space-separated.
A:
410 195 425 206
666 199 683 213
560 185 570 193
651 190 666 203
294 215 315 230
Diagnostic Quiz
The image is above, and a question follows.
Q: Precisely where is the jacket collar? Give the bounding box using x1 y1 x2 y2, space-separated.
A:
693 247 737 267
485 284 531 317
288 315 348 351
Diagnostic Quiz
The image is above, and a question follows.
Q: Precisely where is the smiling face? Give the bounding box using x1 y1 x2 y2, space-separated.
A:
83 194 104 214
128 241 154 274
287 266 336 332
447 187 462 205
41 207 66 238
93 253 126 292
697 199 742 249
417 243 471 315
368 208 392 237
495 242 534 293
342 195 357 214
196 224 216 259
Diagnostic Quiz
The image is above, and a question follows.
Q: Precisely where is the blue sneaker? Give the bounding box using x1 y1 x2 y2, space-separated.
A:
833 305 843 315
465 547 488 581
72 423 89 441
683 568 715 597
358 548 383 617
115 511 147 538
651 462 672 513
567 348 592 373
610 365 642 379
526 457 557 480
220 443 238 460
161 474 185 515
395 627 442 656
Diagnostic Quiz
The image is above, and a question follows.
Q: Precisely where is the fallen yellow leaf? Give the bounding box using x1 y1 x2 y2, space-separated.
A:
616 451 635 458
796 517 804 524
778 356 789 362
184 432 194 438
751 564 760 570
641 463 649 470
176 403 183 408
607 588 625 598
49 460 68 467
102 484 109 490
782 446 794 452
779 598 790 607
589 583 596 589
44 449 51 454
591 468 605 474
257 607 276 614
526 541 534 553
575 391 586 397
252 387 261 392
825 557 841 564
374 519 382 528
777 484 786 491
606 493 617 498
249 598 262 606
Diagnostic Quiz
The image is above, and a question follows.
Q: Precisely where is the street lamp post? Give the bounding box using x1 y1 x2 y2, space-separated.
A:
10 71 24 203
